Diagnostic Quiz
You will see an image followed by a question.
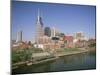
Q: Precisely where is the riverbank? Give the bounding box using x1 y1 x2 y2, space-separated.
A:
12 57 58 69
12 47 95 70
27 57 58 66
12 49 96 74
55 48 89 57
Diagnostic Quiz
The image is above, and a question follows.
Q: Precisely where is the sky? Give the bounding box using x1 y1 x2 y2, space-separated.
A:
11 1 96 41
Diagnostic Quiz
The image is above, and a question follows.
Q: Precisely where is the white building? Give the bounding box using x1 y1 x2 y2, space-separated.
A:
34 44 44 49
16 30 22 43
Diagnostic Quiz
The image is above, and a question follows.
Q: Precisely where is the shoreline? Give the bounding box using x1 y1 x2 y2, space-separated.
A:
27 57 58 66
12 57 58 69
55 49 89 57
12 48 95 70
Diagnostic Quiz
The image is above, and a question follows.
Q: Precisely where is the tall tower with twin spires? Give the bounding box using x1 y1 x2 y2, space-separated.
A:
35 9 44 44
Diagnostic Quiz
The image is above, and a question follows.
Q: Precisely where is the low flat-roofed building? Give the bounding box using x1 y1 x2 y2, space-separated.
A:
64 35 73 48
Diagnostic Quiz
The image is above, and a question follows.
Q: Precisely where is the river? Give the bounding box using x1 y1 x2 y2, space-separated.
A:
12 51 96 74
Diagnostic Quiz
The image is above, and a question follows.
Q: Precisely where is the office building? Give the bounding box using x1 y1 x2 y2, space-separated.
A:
35 9 44 44
16 30 22 43
44 27 51 37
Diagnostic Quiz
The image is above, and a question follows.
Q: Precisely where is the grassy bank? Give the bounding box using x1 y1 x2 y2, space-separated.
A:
12 46 96 69
55 48 89 57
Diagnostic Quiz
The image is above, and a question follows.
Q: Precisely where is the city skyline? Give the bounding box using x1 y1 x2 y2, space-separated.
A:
12 1 96 42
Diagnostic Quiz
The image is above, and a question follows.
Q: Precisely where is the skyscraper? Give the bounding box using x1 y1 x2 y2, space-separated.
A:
51 27 60 37
44 27 51 37
35 9 44 44
16 30 22 43
51 27 56 37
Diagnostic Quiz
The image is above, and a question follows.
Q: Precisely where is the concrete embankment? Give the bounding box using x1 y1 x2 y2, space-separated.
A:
12 57 57 69
27 57 58 66
12 61 28 69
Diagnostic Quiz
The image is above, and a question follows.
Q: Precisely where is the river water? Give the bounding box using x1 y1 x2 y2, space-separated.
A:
12 51 96 74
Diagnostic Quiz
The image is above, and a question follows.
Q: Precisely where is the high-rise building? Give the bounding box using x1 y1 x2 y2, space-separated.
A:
35 9 44 44
74 32 84 40
51 27 56 37
44 27 51 37
16 30 22 43
51 27 60 37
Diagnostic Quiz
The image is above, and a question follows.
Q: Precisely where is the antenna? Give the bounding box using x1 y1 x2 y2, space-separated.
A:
38 8 40 21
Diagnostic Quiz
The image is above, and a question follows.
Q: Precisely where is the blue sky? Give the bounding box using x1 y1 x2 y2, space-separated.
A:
12 1 96 41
